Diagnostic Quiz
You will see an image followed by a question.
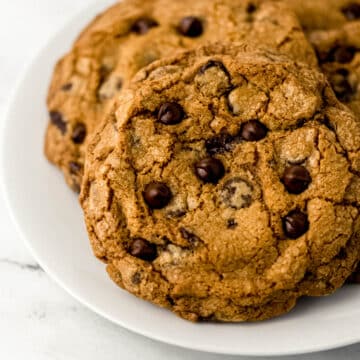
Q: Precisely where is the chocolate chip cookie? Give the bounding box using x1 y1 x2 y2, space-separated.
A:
308 22 360 120
290 1 360 117
291 1 360 280
80 43 360 322
44 0 317 191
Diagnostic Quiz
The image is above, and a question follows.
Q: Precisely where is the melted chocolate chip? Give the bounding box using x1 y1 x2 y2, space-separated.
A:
205 134 235 155
50 111 67 134
331 46 356 64
158 102 184 125
178 16 203 37
131 272 142 285
195 157 225 184
61 83 73 91
342 3 360 20
227 219 238 229
283 210 309 239
166 295 175 306
221 178 253 210
130 239 157 261
131 18 159 35
71 123 87 144
69 161 82 175
180 228 200 244
336 68 350 77
240 120 268 141
329 69 355 101
116 79 123 90
166 209 186 218
246 3 257 13
99 65 111 83
282 166 311 194
326 46 356 64
199 60 229 75
143 182 172 209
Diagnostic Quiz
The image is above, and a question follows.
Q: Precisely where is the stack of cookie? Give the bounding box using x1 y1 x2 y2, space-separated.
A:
44 0 360 322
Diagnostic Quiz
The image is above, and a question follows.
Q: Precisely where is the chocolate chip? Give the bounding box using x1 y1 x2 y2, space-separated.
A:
283 210 309 239
131 272 142 285
336 68 350 77
342 3 360 20
221 178 253 209
116 79 123 90
195 157 225 184
131 18 159 34
240 120 268 141
227 219 238 229
199 60 229 75
282 165 311 194
205 134 235 155
71 123 87 144
98 76 123 101
178 16 203 37
130 239 157 261
246 3 257 13
335 80 354 101
158 102 184 125
180 228 200 244
61 83 73 91
166 209 186 218
69 161 82 175
143 182 172 209
331 46 356 64
50 111 67 134
315 49 329 64
329 69 355 101
99 65 111 82
166 295 175 306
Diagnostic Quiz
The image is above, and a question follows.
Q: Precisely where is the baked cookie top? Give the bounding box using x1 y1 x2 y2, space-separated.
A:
291 0 360 282
80 43 360 322
292 0 360 31
308 21 360 118
44 0 317 191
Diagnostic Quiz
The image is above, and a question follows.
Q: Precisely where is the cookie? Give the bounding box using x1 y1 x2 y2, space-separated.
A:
292 0 360 31
80 43 360 322
290 1 360 116
308 22 360 120
291 1 360 280
44 0 317 192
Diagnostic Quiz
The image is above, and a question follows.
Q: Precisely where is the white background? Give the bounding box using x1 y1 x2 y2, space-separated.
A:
0 1 359 359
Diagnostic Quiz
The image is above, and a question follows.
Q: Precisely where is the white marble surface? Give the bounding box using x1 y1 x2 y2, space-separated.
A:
0 1 360 359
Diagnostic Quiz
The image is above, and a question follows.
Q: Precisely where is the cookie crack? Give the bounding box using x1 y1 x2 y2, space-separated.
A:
253 146 281 257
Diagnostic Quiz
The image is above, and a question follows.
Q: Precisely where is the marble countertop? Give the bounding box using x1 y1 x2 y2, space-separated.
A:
0 1 359 359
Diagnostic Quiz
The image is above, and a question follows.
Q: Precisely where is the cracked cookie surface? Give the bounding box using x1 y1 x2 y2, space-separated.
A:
291 1 360 280
80 43 360 322
309 21 360 123
290 1 360 118
44 0 317 191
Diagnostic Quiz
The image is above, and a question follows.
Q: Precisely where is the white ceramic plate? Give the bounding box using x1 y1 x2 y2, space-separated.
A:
1 0 360 356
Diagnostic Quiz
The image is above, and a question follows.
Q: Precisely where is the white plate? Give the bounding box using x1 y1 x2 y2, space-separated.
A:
1 0 360 356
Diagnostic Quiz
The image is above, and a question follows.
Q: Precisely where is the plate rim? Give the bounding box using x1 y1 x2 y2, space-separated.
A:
1 0 360 356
